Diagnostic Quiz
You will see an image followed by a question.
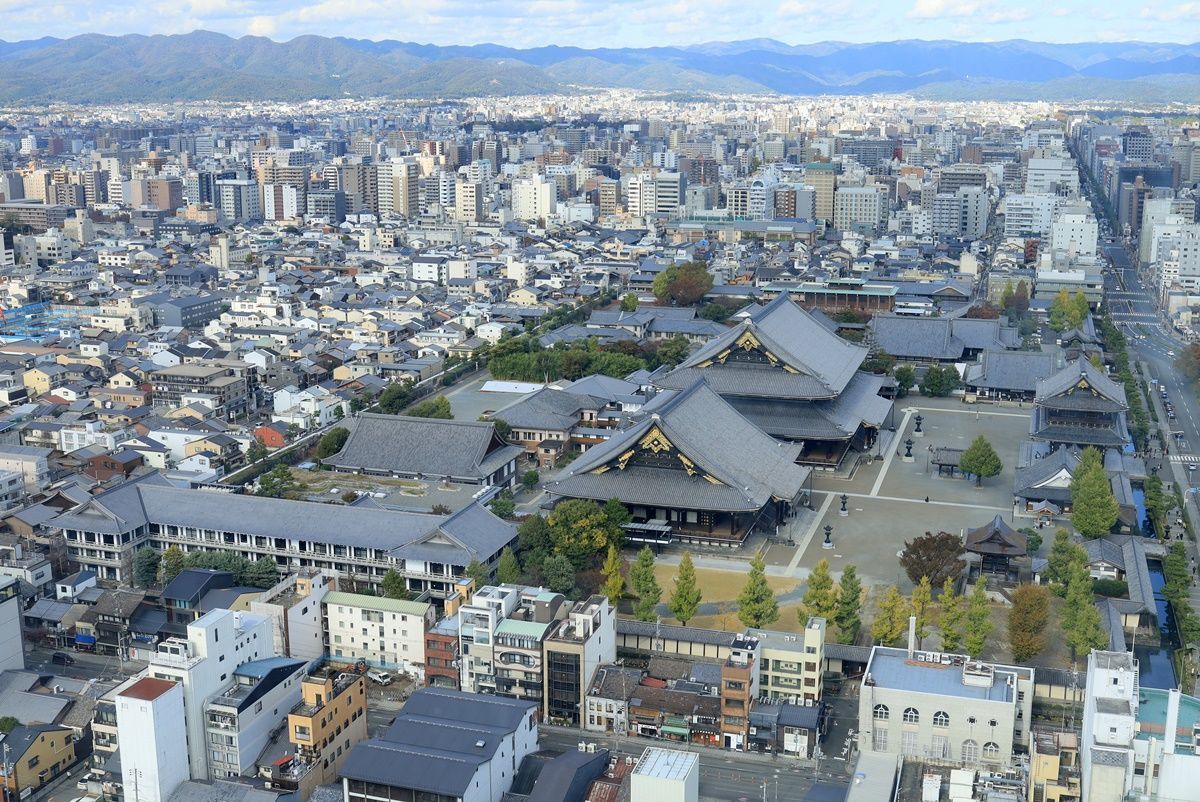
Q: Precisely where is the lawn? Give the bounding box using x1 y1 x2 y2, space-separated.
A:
290 468 424 494
651 563 796 602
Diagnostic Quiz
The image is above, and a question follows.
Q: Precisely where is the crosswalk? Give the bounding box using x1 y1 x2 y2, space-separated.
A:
1166 455 1200 464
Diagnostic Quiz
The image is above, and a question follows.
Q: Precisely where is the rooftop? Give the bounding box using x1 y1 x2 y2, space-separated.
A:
865 646 1031 703
633 746 698 781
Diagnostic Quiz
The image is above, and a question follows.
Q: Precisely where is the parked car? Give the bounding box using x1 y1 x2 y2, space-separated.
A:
366 670 392 685
51 651 75 666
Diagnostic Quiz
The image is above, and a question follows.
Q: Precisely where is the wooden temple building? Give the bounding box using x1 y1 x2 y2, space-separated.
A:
963 515 1028 581
655 294 894 468
547 380 813 546
1030 357 1130 450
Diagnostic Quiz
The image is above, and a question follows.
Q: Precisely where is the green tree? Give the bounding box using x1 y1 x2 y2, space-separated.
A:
1049 288 1072 331
1069 291 1091 329
1008 583 1051 661
630 546 661 622
489 491 516 520
964 581 993 658
517 514 554 577
407 395 453 419
0 717 18 734
133 546 160 588
699 302 732 322
381 569 411 600
1071 448 1118 538
1046 528 1082 594
668 552 703 626
1063 562 1107 657
737 555 779 629
938 577 965 653
899 531 965 587
315 426 349 459
959 435 1003 486
244 557 280 589
465 558 490 590
547 499 624 570
620 293 639 312
656 335 691 367
910 575 933 646
542 554 576 595
496 547 521 585
1000 279 1015 312
378 383 411 413
919 365 960 397
834 565 863 644
521 470 540 492
247 437 268 463
160 545 186 583
893 365 916 397
256 464 298 498
652 261 714 306
801 559 838 622
871 586 910 646
601 545 624 607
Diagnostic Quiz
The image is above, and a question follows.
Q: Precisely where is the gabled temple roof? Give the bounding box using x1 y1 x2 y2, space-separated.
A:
1034 357 1128 411
964 515 1027 557
657 294 866 400
548 380 811 512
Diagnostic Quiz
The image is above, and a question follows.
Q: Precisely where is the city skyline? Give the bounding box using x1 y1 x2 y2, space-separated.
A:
3 0 1200 48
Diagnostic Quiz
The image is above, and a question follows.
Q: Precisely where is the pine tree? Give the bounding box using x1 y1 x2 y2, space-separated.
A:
939 576 965 653
465 558 490 590
871 586 910 646
160 545 186 583
381 569 411 600
911 575 933 646
1071 449 1119 538
802 559 839 622
133 546 160 588
737 555 779 629
959 435 1003 487
496 547 521 585
630 546 661 622
964 581 993 658
668 552 702 626
834 565 863 644
1046 528 1082 594
600 545 624 608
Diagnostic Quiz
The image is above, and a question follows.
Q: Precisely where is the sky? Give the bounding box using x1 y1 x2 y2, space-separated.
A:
2 0 1198 46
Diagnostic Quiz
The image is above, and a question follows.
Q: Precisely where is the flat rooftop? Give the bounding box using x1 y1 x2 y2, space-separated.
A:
866 647 1030 704
633 747 697 781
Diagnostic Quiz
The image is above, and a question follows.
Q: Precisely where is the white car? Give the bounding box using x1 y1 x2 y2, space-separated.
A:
366 670 392 685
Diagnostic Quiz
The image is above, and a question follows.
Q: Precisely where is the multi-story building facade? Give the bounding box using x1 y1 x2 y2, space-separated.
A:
116 678 189 802
747 617 825 705
204 656 306 780
150 362 250 420
270 670 368 799
322 591 435 678
541 596 615 727
719 635 761 751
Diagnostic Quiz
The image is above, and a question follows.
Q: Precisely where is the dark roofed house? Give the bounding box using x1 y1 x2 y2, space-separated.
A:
657 294 893 468
869 313 1019 363
549 380 812 546
492 387 614 468
962 350 1058 400
964 515 1027 580
325 414 523 488
340 688 538 802
1031 358 1130 449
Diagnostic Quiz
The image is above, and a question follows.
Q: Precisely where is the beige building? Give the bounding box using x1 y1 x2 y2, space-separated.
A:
271 671 368 800
322 591 435 678
747 616 826 705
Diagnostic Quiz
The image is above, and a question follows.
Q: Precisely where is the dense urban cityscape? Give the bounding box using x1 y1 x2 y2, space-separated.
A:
0 14 1199 802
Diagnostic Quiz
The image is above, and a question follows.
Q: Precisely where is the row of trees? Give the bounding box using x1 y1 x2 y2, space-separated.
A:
871 577 992 656
600 547 705 624
1098 317 1150 448
1163 541 1200 646
486 335 692 384
133 545 281 589
796 560 864 644
1044 529 1109 657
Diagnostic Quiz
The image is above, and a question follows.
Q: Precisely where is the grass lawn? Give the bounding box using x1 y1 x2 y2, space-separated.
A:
652 563 796 602
290 468 423 493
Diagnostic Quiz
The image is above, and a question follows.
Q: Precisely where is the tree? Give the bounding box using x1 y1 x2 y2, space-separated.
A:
834 566 863 644
1008 583 1051 661
378 383 411 414
315 426 349 459
547 499 624 570
431 503 453 515
601 545 624 608
465 558 490 590
381 569 411 600
801 559 838 622
496 547 521 585
656 335 691 367
919 365 960 397
1071 447 1118 538
620 293 639 312
893 365 916 397
247 437 268 463
871 586 909 646
0 717 18 734
964 581 993 658
1069 291 1091 330
489 491 516 520
630 546 661 622
134 546 160 588
244 557 280 589
490 417 512 440
1000 279 1015 313
910 575 933 646
699 302 732 322
1049 288 1072 331
1013 280 1030 316
521 470 540 492
939 577 965 653
959 435 1003 486
737 555 779 628
542 554 576 596
1063 562 1107 657
1020 527 1043 555
652 261 714 306
160 545 186 583
407 395 453 419
517 514 554 577
256 464 298 498
668 552 703 626
899 531 965 587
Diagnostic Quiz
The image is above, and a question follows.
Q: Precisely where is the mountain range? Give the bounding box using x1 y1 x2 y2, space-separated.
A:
0 32 1198 103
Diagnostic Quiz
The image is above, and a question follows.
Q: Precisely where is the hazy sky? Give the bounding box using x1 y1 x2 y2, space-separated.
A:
2 0 1197 46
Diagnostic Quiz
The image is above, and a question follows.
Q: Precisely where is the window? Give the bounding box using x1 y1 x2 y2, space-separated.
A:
901 731 918 755
872 726 888 751
931 735 949 759
982 742 1001 761
962 740 979 763
903 707 919 724
932 711 949 728
873 704 889 721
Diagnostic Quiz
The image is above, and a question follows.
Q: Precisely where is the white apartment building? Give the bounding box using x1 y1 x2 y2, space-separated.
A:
1050 203 1099 258
1003 194 1060 238
249 570 337 661
0 445 50 493
858 642 1034 765
145 609 273 780
0 577 23 673
1138 198 1195 264
511 175 557 222
1025 157 1079 197
216 179 261 222
459 585 567 704
203 656 306 779
376 158 420 219
834 186 886 233
747 617 826 705
323 591 435 678
116 677 190 802
262 184 302 221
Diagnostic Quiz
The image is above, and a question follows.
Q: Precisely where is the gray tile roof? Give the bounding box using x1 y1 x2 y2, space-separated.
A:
963 350 1057 393
493 387 604 431
1035 357 1128 410
325 413 522 481
549 380 810 512
870 314 1019 361
616 617 739 647
1013 447 1079 501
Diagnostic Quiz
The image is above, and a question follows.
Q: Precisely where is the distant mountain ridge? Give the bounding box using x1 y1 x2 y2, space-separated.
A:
0 32 1197 103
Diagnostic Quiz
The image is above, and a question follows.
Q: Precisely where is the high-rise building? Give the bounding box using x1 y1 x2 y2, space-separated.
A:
805 162 837 222
146 178 183 211
833 185 885 233
263 184 303 221
454 179 484 223
306 190 347 223
216 178 262 222
376 157 420 219
512 174 557 222
116 678 189 802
